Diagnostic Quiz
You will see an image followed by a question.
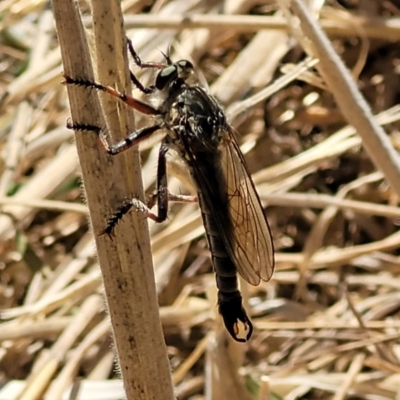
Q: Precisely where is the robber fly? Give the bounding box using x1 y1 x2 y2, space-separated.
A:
64 40 275 342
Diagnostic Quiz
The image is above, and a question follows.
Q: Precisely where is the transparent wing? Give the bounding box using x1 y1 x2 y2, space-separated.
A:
218 130 274 285
189 128 275 286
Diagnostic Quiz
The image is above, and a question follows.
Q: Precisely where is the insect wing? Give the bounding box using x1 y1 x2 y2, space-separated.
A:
218 130 275 285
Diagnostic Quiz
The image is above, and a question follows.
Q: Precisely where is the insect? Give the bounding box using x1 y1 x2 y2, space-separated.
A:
64 40 275 342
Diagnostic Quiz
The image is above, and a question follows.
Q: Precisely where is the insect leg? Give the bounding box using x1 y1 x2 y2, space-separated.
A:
129 71 155 95
147 192 197 209
126 39 170 94
67 121 162 156
106 124 162 155
154 143 169 223
146 141 198 210
101 143 170 236
127 39 167 70
63 75 160 116
100 196 164 237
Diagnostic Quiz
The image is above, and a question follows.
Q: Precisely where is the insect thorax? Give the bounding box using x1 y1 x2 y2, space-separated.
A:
162 84 227 155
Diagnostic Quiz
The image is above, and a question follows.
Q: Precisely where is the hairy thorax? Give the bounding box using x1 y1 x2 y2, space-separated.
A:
161 84 227 156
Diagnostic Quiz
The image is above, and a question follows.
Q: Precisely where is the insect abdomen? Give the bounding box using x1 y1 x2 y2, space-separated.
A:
199 196 253 342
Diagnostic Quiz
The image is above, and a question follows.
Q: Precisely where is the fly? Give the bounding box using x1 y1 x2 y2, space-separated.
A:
64 39 275 342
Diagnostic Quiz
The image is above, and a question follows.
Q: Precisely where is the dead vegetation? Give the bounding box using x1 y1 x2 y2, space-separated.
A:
1 0 400 399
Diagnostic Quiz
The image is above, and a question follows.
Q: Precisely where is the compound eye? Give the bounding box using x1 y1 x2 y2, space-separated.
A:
176 60 194 81
177 60 193 70
155 65 177 90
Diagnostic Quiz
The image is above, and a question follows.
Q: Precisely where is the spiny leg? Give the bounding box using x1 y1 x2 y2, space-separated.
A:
67 120 197 235
64 69 171 232
101 143 169 235
129 71 155 95
67 121 168 236
101 144 197 236
63 75 160 116
126 39 167 95
65 78 167 226
100 192 197 237
68 121 163 156
63 71 164 153
64 40 169 115
127 39 168 70
105 124 162 155
148 143 197 218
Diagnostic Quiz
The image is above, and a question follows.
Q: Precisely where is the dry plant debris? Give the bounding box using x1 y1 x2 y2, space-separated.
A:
1 0 400 399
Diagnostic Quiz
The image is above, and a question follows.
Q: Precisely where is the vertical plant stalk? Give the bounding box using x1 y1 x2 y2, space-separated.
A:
52 1 175 399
